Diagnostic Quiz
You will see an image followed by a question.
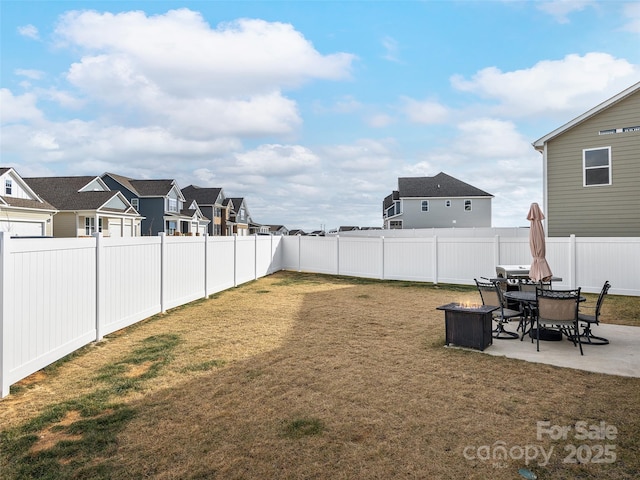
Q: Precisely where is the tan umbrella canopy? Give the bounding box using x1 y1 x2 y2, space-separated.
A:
527 202 553 282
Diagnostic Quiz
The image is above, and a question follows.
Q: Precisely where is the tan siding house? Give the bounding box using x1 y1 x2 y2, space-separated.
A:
533 82 640 237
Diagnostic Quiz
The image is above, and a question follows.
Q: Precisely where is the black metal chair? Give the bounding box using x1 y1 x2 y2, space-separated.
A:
475 278 521 339
516 279 552 337
576 281 611 345
535 287 583 355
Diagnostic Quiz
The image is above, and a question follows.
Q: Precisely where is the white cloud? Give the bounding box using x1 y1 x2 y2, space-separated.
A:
18 24 39 40
381 35 401 62
229 144 319 176
56 10 354 96
52 9 354 139
536 1 595 23
451 53 640 118
0 89 44 124
366 113 394 128
401 97 450 124
15 69 44 80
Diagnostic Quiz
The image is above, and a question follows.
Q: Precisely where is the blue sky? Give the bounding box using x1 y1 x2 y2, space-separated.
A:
2 1 639 231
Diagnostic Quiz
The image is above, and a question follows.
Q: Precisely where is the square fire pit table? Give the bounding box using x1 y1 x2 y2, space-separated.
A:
436 303 498 351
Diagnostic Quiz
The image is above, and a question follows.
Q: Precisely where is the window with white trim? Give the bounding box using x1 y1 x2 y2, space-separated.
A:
389 220 402 229
5 179 12 195
168 198 178 212
85 217 103 235
464 200 472 212
583 147 611 186
421 200 429 212
130 198 139 210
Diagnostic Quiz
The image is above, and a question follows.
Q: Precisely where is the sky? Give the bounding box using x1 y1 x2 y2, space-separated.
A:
1 1 639 232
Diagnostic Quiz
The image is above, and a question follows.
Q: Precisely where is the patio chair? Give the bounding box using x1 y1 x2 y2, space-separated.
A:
517 279 552 334
475 278 521 339
535 287 583 355
576 281 611 345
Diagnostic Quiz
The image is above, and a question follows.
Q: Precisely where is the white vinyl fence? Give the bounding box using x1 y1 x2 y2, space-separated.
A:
0 232 283 397
1 231 638 397
281 234 640 296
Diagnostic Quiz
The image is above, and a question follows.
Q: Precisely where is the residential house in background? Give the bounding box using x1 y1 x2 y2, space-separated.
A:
223 197 250 236
533 81 640 237
181 199 210 235
0 167 57 236
383 172 493 229
102 173 193 236
181 185 227 236
268 225 289 236
24 175 142 237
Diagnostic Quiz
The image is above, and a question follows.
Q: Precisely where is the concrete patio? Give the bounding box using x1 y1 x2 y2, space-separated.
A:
480 323 640 377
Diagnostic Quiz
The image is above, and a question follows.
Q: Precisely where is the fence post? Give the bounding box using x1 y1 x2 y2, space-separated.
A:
159 232 167 313
298 235 301 272
233 235 238 287
0 232 12 397
203 233 208 298
380 236 385 280
336 235 340 276
432 235 439 284
494 235 501 266
570 234 576 289
94 232 104 341
254 234 258 280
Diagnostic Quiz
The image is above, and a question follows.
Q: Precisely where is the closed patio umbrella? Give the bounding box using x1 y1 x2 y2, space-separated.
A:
528 202 553 282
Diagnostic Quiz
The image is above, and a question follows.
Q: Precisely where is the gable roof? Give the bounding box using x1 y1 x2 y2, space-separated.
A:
398 172 492 198
24 176 136 212
0 167 57 212
181 185 224 206
533 81 640 150
103 172 181 198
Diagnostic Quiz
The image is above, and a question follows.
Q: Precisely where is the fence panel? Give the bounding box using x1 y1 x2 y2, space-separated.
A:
496 237 531 267
299 237 338 274
281 236 300 270
437 237 497 285
575 237 640 295
100 236 162 336
235 236 257 285
163 235 206 310
338 237 382 279
383 237 435 282
207 237 235 294
256 236 274 278
3 236 97 394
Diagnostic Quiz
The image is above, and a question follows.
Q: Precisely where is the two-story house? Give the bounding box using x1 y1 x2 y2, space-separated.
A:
223 197 251 236
0 167 57 236
24 175 142 237
181 185 227 236
102 173 198 236
533 81 640 237
383 172 493 229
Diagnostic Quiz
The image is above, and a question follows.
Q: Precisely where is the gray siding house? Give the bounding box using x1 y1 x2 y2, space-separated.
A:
383 172 493 229
102 173 196 236
533 81 640 237
181 185 227 236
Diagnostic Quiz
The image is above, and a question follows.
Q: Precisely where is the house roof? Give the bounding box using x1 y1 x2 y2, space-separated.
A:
0 167 57 212
24 176 134 212
103 172 179 197
181 185 224 206
0 195 57 212
532 81 640 150
397 172 493 198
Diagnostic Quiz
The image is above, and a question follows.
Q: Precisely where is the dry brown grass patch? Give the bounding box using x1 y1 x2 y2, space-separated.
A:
2 271 639 480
